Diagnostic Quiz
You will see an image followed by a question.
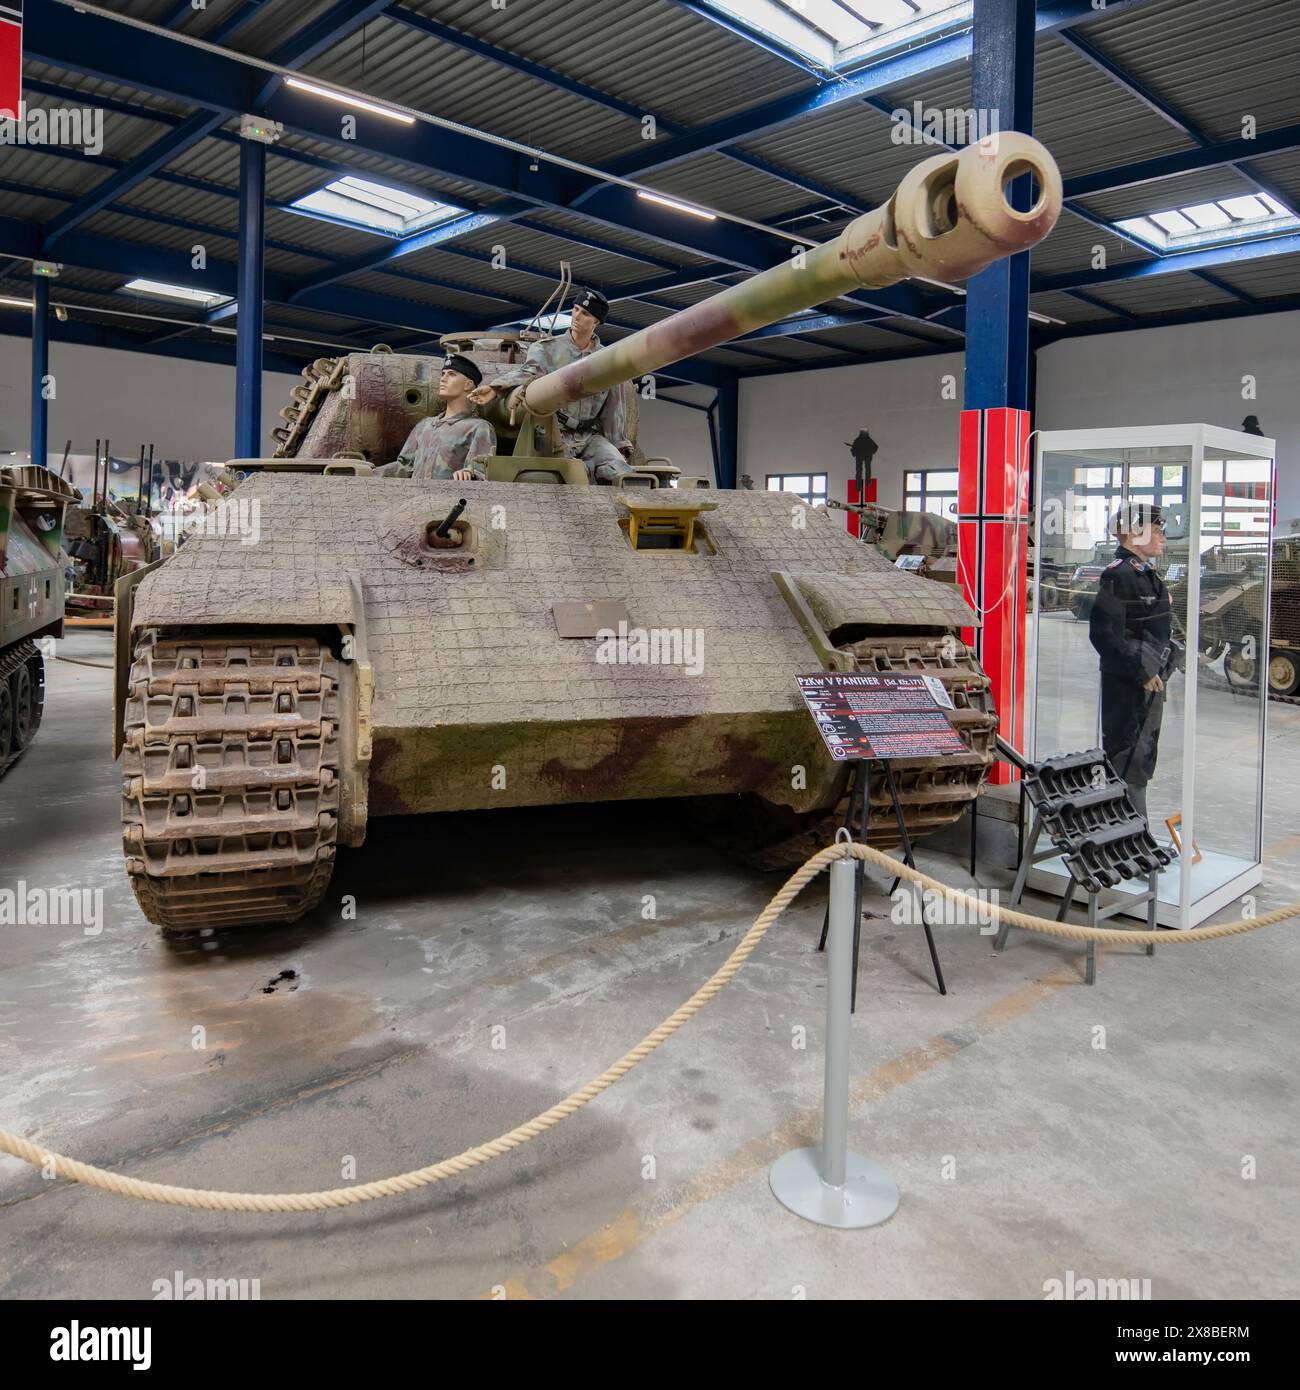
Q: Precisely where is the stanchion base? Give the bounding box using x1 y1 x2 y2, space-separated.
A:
769 1147 899 1229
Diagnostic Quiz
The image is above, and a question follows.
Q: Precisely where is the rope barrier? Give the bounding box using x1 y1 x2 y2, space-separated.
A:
1 841 1294 1212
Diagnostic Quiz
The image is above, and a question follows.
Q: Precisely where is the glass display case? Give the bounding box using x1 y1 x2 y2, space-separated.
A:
1028 425 1275 929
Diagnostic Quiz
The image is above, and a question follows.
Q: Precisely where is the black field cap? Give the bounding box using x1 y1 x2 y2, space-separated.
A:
1111 500 1165 536
571 286 609 322
441 352 482 386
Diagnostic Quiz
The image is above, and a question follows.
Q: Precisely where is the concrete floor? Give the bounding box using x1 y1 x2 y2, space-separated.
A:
2 629 1298 1300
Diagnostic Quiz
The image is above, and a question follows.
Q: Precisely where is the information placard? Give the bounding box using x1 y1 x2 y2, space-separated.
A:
797 672 968 761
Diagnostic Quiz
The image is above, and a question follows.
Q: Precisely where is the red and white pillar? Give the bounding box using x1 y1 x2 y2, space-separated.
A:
958 407 1030 785
844 477 877 538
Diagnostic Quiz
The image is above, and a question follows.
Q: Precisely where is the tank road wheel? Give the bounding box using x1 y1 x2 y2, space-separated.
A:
744 635 999 870
0 681 12 773
121 631 343 933
1269 648 1300 698
1224 640 1259 692
0 638 41 778
10 661 34 750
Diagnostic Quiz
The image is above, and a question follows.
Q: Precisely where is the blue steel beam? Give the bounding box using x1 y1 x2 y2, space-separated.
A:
964 0 1036 413
31 276 50 467
235 139 266 459
36 0 397 250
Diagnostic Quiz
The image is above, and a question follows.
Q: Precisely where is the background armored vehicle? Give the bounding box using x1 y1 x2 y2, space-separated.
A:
1166 538 1300 697
65 448 160 624
113 135 1063 931
1 464 80 775
832 499 960 584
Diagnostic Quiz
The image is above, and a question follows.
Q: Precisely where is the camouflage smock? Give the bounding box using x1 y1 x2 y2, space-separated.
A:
487 332 630 444
390 413 496 480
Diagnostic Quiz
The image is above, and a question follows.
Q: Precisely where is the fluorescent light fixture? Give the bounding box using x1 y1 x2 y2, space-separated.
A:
0 294 33 308
122 278 231 308
285 77 415 125
637 190 717 221
1116 191 1298 252
1028 309 1065 325
290 175 466 237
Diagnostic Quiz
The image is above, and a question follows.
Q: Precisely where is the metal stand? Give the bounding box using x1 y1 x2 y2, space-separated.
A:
996 794 1162 986
771 852 900 1229
817 760 946 1007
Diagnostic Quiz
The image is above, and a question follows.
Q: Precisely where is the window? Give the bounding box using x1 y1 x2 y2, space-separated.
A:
766 472 828 507
701 1 971 73
289 176 465 238
903 468 959 522
1116 192 1297 253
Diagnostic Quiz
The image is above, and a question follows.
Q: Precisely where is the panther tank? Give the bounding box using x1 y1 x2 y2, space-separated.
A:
114 135 1063 931
1 464 80 776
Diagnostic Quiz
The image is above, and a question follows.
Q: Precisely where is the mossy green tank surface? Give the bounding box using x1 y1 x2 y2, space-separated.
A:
113 136 1064 931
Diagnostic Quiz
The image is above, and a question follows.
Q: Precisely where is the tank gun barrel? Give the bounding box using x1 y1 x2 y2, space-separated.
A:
522 134 1062 418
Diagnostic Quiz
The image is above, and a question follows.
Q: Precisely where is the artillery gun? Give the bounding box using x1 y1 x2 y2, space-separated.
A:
1 464 80 775
113 135 1063 931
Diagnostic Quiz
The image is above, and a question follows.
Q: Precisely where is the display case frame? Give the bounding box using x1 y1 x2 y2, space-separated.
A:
1026 424 1276 930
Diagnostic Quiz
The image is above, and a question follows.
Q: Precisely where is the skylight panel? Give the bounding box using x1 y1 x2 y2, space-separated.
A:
1115 191 1298 252
290 176 466 237
701 0 970 71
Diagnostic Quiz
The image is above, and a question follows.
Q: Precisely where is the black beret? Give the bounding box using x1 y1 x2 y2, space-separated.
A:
571 287 609 323
441 353 482 386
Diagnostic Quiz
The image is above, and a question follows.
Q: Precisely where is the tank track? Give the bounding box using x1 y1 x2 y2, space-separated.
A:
0 639 44 780
122 631 341 932
748 635 998 870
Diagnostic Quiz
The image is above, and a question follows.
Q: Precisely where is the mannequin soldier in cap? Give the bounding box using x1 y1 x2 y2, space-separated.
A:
378 353 496 480
470 287 635 484
1088 501 1176 820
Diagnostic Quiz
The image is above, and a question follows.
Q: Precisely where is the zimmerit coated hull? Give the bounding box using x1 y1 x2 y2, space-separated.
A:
130 476 976 813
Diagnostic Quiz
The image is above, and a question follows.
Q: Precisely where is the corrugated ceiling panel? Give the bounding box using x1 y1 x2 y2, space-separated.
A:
19 58 189 120
1087 0 1300 142
301 16 640 168
1030 290 1120 323
398 0 811 130
1207 250 1300 300
646 152 816 223
450 220 668 282
527 209 713 268
342 271 517 318
1085 271 1241 315
1031 209 1153 275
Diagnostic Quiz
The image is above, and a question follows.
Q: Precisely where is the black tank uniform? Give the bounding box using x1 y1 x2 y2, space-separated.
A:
1087 545 1173 815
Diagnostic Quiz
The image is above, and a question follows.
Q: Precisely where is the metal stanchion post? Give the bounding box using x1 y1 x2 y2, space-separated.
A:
770 842 900 1229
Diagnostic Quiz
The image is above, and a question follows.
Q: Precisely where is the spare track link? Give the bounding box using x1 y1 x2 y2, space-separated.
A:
0 639 43 780
122 631 342 932
752 635 997 869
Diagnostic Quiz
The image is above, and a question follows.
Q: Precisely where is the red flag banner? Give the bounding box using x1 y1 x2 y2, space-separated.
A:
0 1 21 120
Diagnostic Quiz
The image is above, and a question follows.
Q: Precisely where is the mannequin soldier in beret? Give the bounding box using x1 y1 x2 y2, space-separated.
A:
470 287 635 484
378 354 496 480
1088 501 1177 820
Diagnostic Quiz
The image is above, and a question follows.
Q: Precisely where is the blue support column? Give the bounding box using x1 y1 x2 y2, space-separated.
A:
713 374 739 490
964 0 1037 411
235 138 266 460
31 277 50 468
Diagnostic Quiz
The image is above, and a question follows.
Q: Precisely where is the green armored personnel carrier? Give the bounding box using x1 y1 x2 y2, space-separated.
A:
1 464 80 775
113 135 1063 931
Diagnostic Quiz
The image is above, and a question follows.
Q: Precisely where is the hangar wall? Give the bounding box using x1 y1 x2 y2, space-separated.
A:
738 310 1300 521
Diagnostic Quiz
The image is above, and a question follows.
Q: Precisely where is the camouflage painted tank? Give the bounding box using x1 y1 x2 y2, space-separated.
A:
113 135 1063 931
0 465 80 776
